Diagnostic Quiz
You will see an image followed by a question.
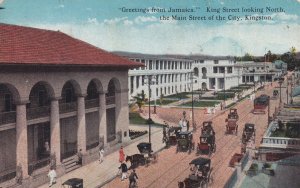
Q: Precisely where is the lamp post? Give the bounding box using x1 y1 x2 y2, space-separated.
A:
145 75 155 143
189 72 195 131
278 79 283 105
223 67 226 104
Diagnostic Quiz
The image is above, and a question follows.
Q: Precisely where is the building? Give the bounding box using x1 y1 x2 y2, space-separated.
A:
115 52 194 101
0 24 141 185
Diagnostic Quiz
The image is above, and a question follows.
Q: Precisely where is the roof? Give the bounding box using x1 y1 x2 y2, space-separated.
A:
189 157 210 166
178 131 192 135
273 60 287 69
62 178 83 186
0 24 143 68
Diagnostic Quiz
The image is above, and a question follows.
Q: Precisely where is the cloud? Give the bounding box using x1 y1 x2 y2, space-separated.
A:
29 21 300 57
0 0 4 5
103 17 128 25
273 12 298 21
134 16 158 24
87 18 98 24
58 4 64 8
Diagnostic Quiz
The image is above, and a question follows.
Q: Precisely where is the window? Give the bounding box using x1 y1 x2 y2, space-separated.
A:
141 59 145 70
156 60 159 70
200 60 204 63
214 60 219 64
149 60 152 70
38 90 46 106
227 67 233 73
213 67 218 73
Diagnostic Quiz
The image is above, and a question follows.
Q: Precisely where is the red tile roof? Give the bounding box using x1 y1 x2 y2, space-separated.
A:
0 24 143 68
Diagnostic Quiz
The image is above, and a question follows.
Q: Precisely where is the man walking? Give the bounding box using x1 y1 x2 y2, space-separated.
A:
47 168 57 187
119 162 128 181
99 147 104 163
129 169 138 188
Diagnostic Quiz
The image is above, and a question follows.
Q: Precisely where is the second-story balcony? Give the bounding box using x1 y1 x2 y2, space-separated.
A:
85 98 99 109
0 111 16 125
106 96 115 105
59 102 77 114
27 106 50 120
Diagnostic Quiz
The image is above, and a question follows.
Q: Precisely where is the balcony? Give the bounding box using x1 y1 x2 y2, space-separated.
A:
27 106 50 120
85 98 99 109
261 137 300 150
59 102 77 114
0 111 16 125
106 96 115 105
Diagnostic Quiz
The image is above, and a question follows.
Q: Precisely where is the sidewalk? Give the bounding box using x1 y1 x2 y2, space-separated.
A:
38 125 165 188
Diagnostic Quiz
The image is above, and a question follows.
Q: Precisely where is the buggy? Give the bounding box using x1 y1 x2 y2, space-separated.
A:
271 90 279 99
201 121 215 135
225 108 239 135
176 131 195 153
137 142 157 165
253 94 270 114
197 133 216 156
242 123 256 144
178 157 212 188
62 178 83 188
165 126 182 146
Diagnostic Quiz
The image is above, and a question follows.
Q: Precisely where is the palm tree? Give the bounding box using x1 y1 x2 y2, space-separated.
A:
133 93 146 112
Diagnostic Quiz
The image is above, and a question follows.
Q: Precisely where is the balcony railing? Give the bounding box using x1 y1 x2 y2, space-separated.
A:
59 102 77 114
261 137 300 149
26 106 50 120
85 98 99 109
28 157 50 175
0 111 16 125
106 96 115 105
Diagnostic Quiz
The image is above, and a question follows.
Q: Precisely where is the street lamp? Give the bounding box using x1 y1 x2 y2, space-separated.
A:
190 72 195 131
278 79 283 105
145 75 155 143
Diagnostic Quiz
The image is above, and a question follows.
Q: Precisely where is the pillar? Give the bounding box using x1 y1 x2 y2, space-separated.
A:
77 95 86 153
99 92 107 148
16 102 29 178
50 98 61 164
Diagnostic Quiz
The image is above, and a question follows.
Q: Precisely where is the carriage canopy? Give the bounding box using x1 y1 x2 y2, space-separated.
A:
189 157 211 166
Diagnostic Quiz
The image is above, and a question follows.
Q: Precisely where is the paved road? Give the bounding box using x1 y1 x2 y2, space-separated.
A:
103 83 280 188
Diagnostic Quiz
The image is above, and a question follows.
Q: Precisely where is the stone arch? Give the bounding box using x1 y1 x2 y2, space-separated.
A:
0 83 21 103
87 79 103 100
201 82 207 90
194 67 199 77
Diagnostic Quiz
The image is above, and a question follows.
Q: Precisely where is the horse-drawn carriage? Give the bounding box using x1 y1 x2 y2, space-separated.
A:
225 108 239 135
253 94 270 114
176 131 195 153
178 157 212 188
163 126 182 147
242 123 256 144
126 142 157 168
197 122 216 155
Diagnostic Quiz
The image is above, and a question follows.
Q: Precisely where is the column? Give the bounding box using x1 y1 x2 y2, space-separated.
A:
77 95 86 153
16 102 29 178
99 92 107 148
50 98 61 164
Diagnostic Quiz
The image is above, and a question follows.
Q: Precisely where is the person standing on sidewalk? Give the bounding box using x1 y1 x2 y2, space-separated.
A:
99 147 104 163
119 162 128 181
129 169 138 188
47 167 57 187
119 146 125 163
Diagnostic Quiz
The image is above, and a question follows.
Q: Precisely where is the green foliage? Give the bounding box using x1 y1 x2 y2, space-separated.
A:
180 100 220 107
133 92 146 111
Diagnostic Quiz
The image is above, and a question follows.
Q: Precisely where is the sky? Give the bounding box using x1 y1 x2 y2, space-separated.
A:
0 0 300 56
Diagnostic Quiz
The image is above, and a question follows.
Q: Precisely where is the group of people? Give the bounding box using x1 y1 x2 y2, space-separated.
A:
118 146 139 187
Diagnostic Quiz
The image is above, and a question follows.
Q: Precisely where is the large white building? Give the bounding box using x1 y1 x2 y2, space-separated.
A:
115 52 286 102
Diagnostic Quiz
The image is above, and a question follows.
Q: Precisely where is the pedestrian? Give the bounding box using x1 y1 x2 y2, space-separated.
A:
99 147 104 163
119 162 128 181
129 169 138 188
76 149 83 165
47 168 57 187
119 146 125 163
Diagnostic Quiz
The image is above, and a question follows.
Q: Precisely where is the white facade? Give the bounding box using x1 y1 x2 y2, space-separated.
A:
192 58 240 91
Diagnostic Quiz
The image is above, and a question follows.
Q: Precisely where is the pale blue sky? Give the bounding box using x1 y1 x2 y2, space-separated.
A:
1 0 300 56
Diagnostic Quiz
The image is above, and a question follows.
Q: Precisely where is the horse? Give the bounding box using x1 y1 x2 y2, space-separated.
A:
126 154 145 168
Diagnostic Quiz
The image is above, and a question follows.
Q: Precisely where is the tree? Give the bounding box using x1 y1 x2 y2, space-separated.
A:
280 47 298 70
133 93 146 112
241 53 253 61
265 50 278 62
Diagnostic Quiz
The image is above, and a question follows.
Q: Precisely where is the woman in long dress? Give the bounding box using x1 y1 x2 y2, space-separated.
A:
119 146 125 163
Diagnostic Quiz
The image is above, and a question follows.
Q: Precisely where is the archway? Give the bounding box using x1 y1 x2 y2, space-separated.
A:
194 67 199 77
202 82 207 90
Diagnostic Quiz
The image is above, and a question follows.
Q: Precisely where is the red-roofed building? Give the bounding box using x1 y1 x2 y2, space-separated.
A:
0 23 142 186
